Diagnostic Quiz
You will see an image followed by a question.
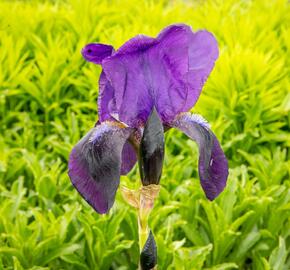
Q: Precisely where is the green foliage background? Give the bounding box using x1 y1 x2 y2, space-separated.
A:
0 0 289 269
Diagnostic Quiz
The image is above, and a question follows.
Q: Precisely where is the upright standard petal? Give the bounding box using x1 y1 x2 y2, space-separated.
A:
172 113 228 200
98 72 118 122
102 36 156 127
68 122 132 214
82 43 114 64
101 24 218 126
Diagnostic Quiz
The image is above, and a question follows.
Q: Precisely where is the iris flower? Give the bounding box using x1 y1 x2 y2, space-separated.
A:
68 24 228 215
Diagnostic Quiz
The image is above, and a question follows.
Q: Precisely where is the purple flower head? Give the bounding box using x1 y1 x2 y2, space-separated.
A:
68 24 228 214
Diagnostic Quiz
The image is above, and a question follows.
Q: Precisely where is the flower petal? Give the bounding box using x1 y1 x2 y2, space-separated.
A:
101 24 218 126
98 72 117 122
82 43 114 64
158 26 219 112
68 122 132 214
114 35 156 55
172 113 228 200
102 47 154 127
120 141 137 175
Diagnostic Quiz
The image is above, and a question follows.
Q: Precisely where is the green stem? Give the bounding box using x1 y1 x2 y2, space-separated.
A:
138 203 150 251
120 184 160 269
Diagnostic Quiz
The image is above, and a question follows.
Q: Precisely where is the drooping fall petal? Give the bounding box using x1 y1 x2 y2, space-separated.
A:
172 113 228 200
68 122 132 214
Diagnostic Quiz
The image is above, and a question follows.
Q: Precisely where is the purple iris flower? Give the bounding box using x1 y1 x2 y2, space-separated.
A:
68 24 228 214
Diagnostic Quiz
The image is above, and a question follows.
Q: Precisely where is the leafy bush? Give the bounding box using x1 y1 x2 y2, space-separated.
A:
0 0 289 269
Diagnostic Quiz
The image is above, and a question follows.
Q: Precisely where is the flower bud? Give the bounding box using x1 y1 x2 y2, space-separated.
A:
139 107 164 186
140 231 157 270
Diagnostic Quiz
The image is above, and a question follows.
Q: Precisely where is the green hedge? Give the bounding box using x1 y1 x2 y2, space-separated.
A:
0 0 289 269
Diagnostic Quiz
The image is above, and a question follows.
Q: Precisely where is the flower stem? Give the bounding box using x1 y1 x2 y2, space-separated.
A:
121 184 160 269
138 198 150 251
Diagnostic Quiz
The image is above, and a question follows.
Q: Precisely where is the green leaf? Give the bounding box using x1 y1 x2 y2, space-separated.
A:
269 237 287 270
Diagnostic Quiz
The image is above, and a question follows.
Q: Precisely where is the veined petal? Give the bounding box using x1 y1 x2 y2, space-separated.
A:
82 43 114 64
68 122 132 214
154 25 219 121
172 113 228 200
101 24 218 126
114 35 156 55
98 72 117 122
120 141 137 175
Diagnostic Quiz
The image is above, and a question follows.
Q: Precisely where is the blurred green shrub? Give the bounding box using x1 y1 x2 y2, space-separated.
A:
0 0 289 269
